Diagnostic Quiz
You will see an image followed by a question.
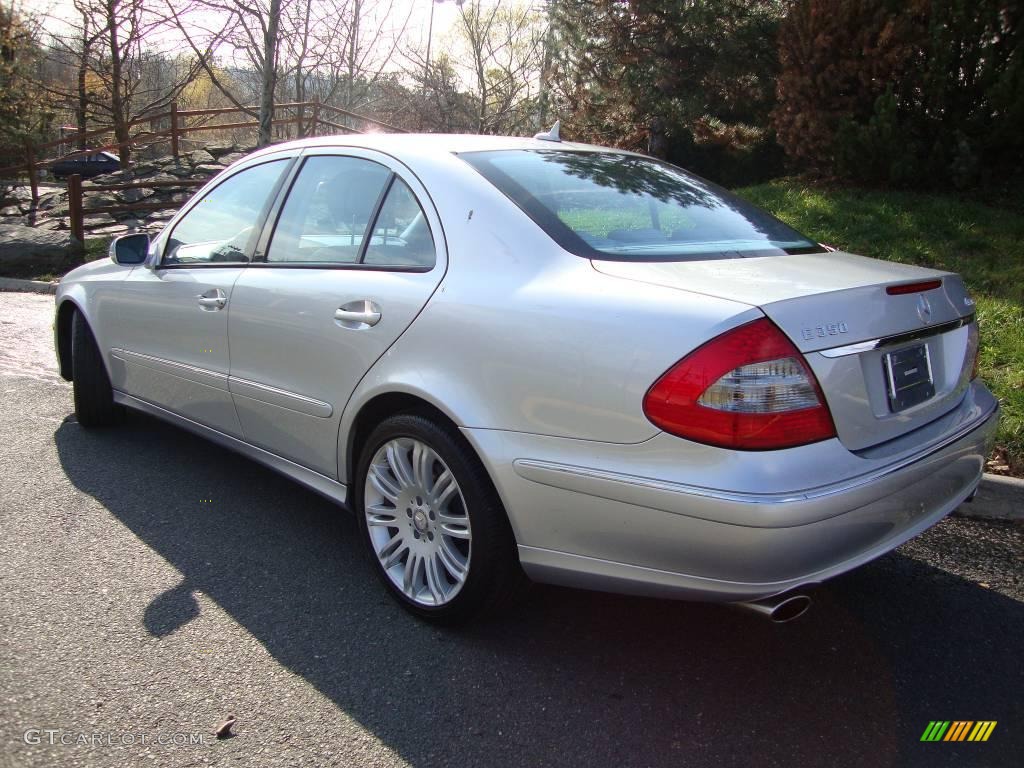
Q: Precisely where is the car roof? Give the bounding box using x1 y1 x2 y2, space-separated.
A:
243 132 642 163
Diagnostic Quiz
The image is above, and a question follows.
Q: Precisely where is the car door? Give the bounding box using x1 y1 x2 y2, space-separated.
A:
109 155 293 437
226 149 447 478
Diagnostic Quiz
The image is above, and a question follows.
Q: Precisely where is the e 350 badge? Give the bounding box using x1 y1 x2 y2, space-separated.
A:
801 322 849 341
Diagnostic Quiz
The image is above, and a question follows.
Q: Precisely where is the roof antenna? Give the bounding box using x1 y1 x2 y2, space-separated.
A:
533 120 561 142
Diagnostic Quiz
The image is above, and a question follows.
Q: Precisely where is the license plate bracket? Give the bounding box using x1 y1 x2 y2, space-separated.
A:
884 343 935 412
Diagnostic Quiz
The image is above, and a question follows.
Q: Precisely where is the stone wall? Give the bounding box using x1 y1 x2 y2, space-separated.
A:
0 144 252 240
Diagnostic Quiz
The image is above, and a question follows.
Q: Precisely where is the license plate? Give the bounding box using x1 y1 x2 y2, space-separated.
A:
884 343 935 412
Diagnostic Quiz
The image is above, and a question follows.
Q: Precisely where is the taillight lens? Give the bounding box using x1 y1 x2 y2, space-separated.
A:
643 317 836 450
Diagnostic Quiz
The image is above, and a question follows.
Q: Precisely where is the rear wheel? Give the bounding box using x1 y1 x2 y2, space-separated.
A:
356 413 522 623
71 310 117 427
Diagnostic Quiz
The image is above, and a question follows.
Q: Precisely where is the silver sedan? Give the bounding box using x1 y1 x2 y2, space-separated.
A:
54 133 998 623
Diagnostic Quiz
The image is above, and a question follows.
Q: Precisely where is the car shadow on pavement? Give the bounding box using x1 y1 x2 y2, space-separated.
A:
54 411 1024 768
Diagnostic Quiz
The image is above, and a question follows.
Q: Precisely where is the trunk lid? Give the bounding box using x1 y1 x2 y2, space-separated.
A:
593 251 978 451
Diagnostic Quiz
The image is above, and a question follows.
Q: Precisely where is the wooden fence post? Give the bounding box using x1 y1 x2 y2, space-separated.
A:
170 102 179 159
68 174 84 244
311 97 320 137
24 140 39 203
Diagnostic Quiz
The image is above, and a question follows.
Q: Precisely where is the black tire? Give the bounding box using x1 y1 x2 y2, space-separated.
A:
71 310 117 427
355 413 523 624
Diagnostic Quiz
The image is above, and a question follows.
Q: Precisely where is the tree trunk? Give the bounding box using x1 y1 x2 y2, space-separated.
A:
106 0 131 168
258 0 282 147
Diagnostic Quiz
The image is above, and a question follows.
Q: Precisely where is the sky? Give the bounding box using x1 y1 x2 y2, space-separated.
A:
36 0 465 56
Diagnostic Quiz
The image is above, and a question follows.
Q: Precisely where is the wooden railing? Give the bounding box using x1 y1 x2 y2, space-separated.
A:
1 99 405 203
66 174 209 244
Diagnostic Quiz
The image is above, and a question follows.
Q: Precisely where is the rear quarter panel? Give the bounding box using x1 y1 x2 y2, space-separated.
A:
337 151 759 482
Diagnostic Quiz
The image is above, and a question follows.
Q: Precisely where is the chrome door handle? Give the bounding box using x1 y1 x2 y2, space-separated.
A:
197 289 227 310
334 300 381 329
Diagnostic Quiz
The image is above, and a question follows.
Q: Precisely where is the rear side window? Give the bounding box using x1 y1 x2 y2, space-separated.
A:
363 179 436 268
267 156 391 264
461 150 823 262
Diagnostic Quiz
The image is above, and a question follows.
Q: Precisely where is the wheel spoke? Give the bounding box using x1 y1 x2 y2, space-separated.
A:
366 503 400 527
437 538 468 580
412 442 434 490
425 555 446 603
386 442 415 488
369 463 401 503
403 551 422 595
430 469 458 508
378 533 407 570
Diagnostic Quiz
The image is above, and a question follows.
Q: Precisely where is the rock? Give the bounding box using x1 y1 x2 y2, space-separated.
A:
89 224 130 236
118 187 154 203
83 193 120 210
193 163 225 175
137 172 179 184
166 164 194 177
204 143 237 158
84 212 117 226
218 152 247 166
1 205 21 217
187 149 216 165
35 219 66 231
37 191 68 210
0 224 82 271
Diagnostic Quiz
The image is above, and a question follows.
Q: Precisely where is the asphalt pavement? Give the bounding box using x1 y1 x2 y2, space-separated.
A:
1 291 1022 768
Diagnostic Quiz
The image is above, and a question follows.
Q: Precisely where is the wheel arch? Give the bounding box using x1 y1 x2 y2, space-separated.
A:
55 297 83 381
343 389 464 490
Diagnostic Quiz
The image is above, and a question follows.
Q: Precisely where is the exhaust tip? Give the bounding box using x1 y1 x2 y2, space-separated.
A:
769 595 812 623
733 593 812 623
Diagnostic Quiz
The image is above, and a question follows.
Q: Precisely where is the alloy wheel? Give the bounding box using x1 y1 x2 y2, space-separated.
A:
363 437 472 606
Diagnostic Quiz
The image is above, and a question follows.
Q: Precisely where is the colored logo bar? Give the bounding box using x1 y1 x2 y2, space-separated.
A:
920 721 997 742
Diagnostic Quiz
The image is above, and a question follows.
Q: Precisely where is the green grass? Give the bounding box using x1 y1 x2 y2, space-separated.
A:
735 180 1024 473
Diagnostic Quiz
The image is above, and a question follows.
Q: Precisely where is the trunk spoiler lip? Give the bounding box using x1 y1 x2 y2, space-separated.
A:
818 314 975 358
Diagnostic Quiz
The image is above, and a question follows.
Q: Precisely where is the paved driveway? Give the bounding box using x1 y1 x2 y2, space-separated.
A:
1 291 1021 767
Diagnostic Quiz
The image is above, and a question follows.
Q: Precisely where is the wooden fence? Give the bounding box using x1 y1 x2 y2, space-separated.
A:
66 174 209 244
0 99 404 203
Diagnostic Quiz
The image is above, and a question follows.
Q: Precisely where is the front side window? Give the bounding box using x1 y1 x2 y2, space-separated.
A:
267 156 391 264
163 159 287 265
461 150 823 262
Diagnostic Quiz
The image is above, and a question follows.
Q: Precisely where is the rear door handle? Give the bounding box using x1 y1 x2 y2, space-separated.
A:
334 300 381 329
197 288 227 311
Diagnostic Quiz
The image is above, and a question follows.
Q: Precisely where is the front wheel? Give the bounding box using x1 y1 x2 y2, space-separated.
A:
71 310 117 427
356 413 522 623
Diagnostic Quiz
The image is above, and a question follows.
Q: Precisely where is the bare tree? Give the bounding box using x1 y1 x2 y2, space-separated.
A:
415 0 544 135
38 0 203 164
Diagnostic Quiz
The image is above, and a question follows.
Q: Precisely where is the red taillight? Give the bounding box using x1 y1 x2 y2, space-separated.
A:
643 318 836 450
886 280 942 295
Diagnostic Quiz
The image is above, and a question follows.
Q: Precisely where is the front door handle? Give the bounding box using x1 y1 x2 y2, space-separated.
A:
197 288 227 311
334 300 381 329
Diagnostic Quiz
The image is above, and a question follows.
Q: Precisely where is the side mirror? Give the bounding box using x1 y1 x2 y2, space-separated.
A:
109 232 150 265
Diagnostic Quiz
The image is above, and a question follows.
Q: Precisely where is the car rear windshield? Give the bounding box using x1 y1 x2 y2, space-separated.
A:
460 149 824 261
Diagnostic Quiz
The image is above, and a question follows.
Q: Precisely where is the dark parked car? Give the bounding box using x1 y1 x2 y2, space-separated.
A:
49 150 120 180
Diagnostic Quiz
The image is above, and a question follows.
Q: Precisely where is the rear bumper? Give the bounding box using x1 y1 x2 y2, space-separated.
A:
465 384 999 602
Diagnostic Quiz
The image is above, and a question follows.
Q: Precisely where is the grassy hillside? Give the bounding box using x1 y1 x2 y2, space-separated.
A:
736 180 1023 474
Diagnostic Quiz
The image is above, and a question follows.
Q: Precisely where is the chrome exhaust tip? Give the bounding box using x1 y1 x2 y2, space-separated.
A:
734 593 812 623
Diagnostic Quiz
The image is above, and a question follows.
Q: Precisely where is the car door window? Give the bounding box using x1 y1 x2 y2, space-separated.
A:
267 156 391 264
363 178 436 268
163 159 288 265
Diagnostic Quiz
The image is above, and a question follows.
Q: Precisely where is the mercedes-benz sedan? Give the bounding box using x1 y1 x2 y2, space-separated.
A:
54 133 998 623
